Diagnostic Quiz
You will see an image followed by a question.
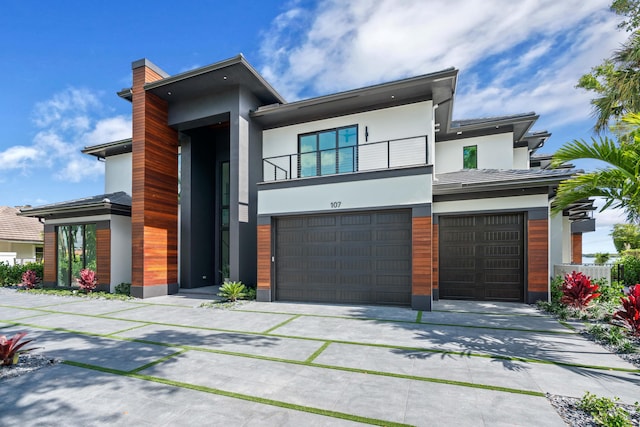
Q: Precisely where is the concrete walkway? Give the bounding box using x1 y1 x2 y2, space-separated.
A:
1 288 639 426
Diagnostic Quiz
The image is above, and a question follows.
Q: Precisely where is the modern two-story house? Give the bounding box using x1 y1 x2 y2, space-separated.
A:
21 55 594 310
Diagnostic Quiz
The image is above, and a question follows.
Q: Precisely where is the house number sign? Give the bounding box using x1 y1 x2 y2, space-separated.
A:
330 201 342 208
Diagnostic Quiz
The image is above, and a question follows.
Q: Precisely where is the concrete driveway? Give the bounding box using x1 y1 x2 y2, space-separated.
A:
1 288 639 426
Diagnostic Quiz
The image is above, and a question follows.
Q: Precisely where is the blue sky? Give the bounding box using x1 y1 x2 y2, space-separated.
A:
0 0 630 254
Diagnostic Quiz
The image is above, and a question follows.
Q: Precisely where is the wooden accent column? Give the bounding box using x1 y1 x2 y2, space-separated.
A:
527 218 549 302
571 233 583 264
96 224 111 292
131 60 179 298
43 225 56 286
412 216 432 311
256 223 272 301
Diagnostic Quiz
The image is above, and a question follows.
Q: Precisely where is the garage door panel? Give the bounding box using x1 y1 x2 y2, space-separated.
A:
276 210 412 305
439 213 524 302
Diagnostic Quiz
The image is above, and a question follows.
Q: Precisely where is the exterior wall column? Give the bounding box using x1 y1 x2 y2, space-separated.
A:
95 222 111 292
43 224 56 286
527 212 549 303
256 217 272 302
130 59 179 298
412 207 432 311
571 233 583 264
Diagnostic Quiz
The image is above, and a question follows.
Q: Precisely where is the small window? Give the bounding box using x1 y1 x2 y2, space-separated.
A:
463 145 477 169
298 125 358 177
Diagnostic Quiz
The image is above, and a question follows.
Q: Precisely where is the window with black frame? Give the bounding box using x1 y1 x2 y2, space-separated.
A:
56 224 96 287
298 125 358 177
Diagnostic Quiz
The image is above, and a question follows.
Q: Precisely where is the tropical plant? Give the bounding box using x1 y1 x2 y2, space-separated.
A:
76 269 98 293
550 113 640 223
578 391 633 427
595 252 611 265
611 223 640 252
115 282 131 296
613 285 640 336
0 332 37 366
560 271 601 310
614 251 640 285
217 281 247 302
20 269 40 289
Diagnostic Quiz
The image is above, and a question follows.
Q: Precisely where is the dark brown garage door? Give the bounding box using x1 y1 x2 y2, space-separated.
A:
439 213 524 302
275 210 412 305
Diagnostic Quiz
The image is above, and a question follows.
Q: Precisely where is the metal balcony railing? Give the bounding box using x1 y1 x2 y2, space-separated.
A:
262 135 428 182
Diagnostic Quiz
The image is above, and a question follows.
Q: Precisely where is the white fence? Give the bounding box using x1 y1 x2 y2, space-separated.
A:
0 252 37 265
553 264 612 284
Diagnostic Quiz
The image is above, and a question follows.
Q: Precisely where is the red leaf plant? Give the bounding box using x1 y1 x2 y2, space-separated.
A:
20 269 40 290
0 332 37 366
560 271 601 310
76 269 98 292
613 285 640 337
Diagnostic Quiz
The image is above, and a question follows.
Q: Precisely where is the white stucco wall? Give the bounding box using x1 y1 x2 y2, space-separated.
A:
110 215 132 292
513 147 530 169
105 153 132 195
433 194 548 214
262 102 433 179
562 216 572 263
434 132 514 175
549 211 564 268
258 173 432 216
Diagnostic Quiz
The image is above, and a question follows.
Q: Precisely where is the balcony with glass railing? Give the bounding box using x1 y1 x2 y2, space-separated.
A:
262 135 428 182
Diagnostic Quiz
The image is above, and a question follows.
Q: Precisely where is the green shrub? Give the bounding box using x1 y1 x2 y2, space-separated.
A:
115 282 131 296
578 392 633 427
217 281 247 302
598 280 625 304
614 251 640 286
0 262 44 286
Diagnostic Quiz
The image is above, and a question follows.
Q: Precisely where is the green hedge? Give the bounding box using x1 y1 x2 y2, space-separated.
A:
612 250 640 286
0 262 44 286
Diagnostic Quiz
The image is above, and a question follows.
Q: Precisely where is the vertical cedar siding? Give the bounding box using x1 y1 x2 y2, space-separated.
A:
432 223 438 295
527 218 549 293
131 65 179 291
257 224 271 290
96 228 111 289
43 230 56 284
571 233 583 264
412 216 432 296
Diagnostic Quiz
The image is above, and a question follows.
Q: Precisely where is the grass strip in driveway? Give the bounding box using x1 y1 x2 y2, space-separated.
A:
234 307 575 335
128 349 188 374
261 314 301 334
305 342 331 363
62 360 413 427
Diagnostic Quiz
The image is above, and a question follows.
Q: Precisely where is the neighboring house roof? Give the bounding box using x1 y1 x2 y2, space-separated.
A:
0 206 43 243
20 192 132 220
433 168 576 195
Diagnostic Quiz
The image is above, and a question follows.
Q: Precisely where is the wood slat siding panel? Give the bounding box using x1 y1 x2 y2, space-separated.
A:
257 224 271 290
432 223 439 294
96 228 111 287
131 65 179 290
44 231 56 284
571 233 582 264
412 216 432 296
527 219 548 293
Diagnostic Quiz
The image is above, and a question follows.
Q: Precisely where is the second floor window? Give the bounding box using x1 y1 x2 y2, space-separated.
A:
463 145 477 169
299 125 358 177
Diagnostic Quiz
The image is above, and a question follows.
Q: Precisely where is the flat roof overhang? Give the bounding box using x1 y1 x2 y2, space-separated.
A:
144 55 285 106
251 68 458 129
82 138 132 158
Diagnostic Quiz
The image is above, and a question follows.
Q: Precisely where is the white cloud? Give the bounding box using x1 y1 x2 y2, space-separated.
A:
0 146 39 170
259 0 626 137
0 87 131 182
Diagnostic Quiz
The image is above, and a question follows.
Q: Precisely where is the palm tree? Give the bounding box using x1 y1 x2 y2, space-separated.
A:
551 113 640 222
578 31 640 133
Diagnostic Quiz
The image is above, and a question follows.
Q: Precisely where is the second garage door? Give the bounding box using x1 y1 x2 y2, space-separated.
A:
275 210 412 305
439 213 524 302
